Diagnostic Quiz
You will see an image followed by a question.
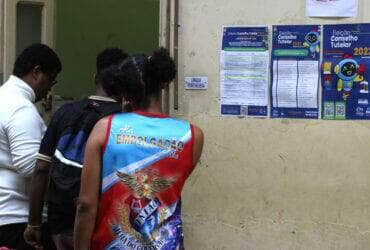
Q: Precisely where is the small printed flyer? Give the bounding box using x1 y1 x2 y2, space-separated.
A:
306 0 358 18
322 24 370 120
271 25 321 119
220 26 269 117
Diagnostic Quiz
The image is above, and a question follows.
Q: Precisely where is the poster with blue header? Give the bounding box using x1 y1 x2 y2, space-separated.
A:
220 26 269 117
322 24 370 120
271 25 321 119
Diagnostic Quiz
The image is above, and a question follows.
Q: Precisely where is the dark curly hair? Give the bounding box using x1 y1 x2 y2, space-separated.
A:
96 47 128 74
13 43 62 77
98 47 176 109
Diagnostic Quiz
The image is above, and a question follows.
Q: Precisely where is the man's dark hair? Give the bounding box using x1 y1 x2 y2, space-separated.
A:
96 47 128 74
13 43 62 77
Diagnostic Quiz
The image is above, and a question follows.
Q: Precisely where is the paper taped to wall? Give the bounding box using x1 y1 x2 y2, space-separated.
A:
306 0 358 17
270 25 320 119
220 26 269 117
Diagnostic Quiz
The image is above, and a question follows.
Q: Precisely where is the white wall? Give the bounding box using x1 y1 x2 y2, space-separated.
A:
173 0 370 249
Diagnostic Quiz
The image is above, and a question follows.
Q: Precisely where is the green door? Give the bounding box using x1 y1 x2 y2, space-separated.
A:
54 0 160 98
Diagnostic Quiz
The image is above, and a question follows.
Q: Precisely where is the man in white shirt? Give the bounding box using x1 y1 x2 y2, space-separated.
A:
0 43 61 249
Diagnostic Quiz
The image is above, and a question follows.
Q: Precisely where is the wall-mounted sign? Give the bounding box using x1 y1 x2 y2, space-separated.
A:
220 26 269 117
185 77 208 90
322 24 370 120
271 25 321 119
306 0 358 17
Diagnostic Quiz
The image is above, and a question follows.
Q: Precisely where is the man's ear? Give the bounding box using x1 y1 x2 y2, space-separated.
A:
31 65 43 81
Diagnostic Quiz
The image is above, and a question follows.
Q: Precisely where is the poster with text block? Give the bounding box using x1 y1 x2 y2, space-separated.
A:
220 26 269 117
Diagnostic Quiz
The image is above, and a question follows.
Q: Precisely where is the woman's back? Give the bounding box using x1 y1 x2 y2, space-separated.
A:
92 111 196 249
74 49 203 250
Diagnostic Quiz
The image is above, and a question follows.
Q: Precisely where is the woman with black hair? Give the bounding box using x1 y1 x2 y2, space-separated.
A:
74 48 204 250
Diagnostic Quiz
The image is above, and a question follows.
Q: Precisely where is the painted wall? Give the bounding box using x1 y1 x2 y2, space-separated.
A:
54 0 159 98
173 0 370 249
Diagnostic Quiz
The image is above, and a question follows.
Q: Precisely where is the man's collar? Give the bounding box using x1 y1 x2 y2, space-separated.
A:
89 95 117 102
7 75 36 102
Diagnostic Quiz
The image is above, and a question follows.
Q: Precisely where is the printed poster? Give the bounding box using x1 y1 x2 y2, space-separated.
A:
322 24 370 120
306 0 358 17
271 25 321 119
220 26 269 117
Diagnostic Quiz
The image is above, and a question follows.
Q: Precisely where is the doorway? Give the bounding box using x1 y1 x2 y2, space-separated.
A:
54 0 161 99
1 0 55 84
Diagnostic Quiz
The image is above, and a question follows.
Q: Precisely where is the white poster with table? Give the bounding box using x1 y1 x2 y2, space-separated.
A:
220 26 269 117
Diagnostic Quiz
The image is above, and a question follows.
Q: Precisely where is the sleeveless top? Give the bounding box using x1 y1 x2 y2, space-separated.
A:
91 111 195 250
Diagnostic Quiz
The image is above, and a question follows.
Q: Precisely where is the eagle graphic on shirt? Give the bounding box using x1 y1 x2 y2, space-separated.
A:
116 170 175 199
116 170 176 240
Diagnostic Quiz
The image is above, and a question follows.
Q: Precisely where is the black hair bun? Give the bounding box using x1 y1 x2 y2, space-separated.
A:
147 47 176 84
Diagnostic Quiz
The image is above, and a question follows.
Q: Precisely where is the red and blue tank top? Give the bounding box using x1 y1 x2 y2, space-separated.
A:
91 111 194 250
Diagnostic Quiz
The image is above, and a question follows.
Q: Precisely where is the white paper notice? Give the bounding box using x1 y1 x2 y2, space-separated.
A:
306 0 358 17
274 60 298 108
220 51 269 106
297 61 318 108
272 60 319 109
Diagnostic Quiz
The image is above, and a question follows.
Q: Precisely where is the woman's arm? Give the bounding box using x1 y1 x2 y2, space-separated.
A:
192 125 204 167
74 117 109 250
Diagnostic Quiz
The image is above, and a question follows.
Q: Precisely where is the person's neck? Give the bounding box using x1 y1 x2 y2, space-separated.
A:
20 75 34 89
94 84 109 97
20 75 39 102
142 97 162 114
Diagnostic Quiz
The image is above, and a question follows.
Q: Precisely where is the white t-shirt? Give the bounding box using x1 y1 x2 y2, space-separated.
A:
0 75 46 226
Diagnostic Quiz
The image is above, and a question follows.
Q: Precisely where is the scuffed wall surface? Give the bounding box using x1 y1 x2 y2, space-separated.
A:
172 0 370 249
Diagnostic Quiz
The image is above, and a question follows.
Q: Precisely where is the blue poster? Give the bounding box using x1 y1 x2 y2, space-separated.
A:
220 26 269 117
322 24 370 120
271 25 321 119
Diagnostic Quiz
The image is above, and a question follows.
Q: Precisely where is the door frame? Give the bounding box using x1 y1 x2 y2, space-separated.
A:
159 0 180 114
2 0 55 80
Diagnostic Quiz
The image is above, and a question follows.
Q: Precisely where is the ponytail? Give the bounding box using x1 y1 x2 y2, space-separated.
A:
146 47 177 89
